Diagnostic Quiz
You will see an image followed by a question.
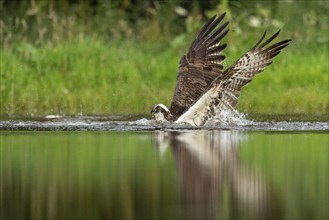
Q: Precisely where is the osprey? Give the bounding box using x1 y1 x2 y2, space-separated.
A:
151 13 291 126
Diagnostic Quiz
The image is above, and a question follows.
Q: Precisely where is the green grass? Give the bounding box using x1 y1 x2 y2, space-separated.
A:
0 0 328 117
238 44 328 114
0 37 178 116
1 34 328 117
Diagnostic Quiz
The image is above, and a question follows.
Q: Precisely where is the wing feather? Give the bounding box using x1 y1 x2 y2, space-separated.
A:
207 43 227 56
176 31 291 126
169 13 229 119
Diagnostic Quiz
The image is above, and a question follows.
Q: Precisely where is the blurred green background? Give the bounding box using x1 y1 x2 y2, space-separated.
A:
0 0 328 117
1 131 328 219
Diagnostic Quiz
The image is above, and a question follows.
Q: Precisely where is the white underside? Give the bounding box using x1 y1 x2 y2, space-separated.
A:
175 86 220 126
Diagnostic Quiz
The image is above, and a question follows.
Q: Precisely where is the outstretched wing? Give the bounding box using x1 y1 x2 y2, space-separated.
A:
218 30 291 110
176 31 291 126
169 13 229 120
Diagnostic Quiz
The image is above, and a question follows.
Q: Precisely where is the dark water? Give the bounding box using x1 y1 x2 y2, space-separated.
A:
0 117 328 220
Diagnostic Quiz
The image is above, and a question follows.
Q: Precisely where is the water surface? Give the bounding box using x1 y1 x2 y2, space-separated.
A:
1 129 328 220
0 115 328 131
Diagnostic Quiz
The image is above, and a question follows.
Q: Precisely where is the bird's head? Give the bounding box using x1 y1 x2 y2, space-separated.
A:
151 104 170 122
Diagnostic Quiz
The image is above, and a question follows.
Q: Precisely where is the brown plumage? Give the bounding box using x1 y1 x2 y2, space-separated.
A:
169 13 229 120
151 13 291 126
214 30 291 111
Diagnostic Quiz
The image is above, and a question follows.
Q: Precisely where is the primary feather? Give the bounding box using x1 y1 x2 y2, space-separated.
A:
169 13 229 120
176 31 291 126
151 13 291 126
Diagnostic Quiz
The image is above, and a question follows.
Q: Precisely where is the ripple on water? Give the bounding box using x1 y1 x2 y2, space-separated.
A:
0 115 328 131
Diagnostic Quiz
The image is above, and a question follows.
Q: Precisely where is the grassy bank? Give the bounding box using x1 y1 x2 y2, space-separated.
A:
1 36 327 116
0 1 328 117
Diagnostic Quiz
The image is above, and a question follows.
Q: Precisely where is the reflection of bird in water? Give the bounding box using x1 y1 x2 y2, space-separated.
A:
153 130 281 220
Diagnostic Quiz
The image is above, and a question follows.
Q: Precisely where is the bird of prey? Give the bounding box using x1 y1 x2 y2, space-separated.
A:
151 13 291 126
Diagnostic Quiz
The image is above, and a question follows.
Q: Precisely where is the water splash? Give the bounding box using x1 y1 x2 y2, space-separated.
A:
132 110 252 127
131 118 153 125
208 110 253 126
45 115 62 119
0 116 327 131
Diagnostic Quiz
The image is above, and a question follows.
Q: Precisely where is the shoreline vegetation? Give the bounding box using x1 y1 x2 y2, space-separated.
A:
1 0 328 117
